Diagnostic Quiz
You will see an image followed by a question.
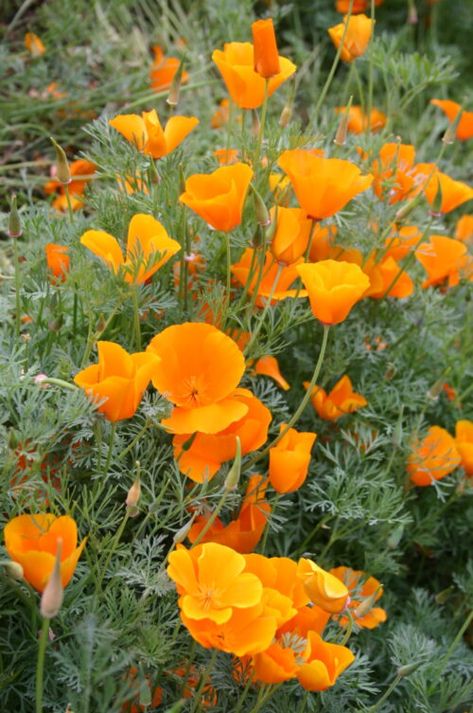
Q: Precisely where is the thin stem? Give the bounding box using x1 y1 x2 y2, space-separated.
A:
103 423 117 476
381 216 433 298
13 238 21 338
259 493 281 554
189 648 218 713
116 422 150 463
363 674 402 713
428 610 473 693
132 285 142 350
244 263 284 356
64 185 74 224
234 673 255 713
35 618 50 713
366 0 376 133
41 377 77 391
255 80 269 166
223 232 232 321
248 683 282 713
191 487 231 548
340 611 354 646
95 513 130 595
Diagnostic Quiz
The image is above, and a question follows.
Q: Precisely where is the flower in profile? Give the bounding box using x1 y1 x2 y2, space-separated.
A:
269 426 317 493
24 32 45 57
4 513 86 592
167 542 263 624
328 14 374 63
179 163 253 232
384 224 422 261
330 567 387 629
431 99 473 142
372 143 418 204
270 206 313 265
335 105 386 134
336 0 383 12
252 18 281 78
455 420 473 477
415 163 473 214
297 260 370 324
212 42 296 110
297 558 349 613
232 249 305 307
254 355 290 390
407 425 461 486
149 45 189 92
305 375 367 421
45 243 70 282
80 213 180 284
109 109 198 159
213 148 239 165
210 99 230 129
455 215 473 244
147 322 247 434
74 341 159 422
361 254 414 299
44 159 96 212
415 235 468 288
278 150 373 220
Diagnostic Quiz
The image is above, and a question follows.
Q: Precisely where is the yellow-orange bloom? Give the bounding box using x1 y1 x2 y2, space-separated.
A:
24 32 45 57
305 375 367 421
45 243 70 282
407 426 461 486
297 260 370 324
330 566 387 629
328 14 374 63
455 420 473 477
335 105 386 134
232 248 305 307
278 150 373 220
147 322 246 434
415 163 473 214
4 514 86 592
213 148 239 165
455 215 473 243
252 18 281 78
212 42 296 110
74 341 159 422
149 45 189 92
415 235 468 288
269 426 317 493
431 99 473 142
297 558 349 613
109 109 198 159
372 143 418 205
361 254 414 299
384 225 422 261
179 162 253 232
80 213 180 284
254 355 290 390
44 159 96 212
210 99 230 129
336 0 383 12
270 206 313 265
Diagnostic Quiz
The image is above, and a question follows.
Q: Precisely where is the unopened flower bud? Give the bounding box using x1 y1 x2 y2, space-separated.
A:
65 705 75 713
3 560 24 580
167 60 185 107
279 104 292 128
442 108 463 146
397 661 422 677
40 539 64 619
50 138 71 185
126 469 141 517
252 185 271 227
407 1 418 24
9 195 22 238
224 437 241 491
435 586 454 604
431 181 443 215
173 516 196 545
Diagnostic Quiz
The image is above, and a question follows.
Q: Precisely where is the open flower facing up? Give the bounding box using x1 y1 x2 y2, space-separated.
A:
455 420 473 476
431 99 473 141
278 150 373 220
44 159 96 212
212 42 296 109
269 426 317 493
335 105 386 134
415 163 473 214
232 248 306 307
330 566 387 629
407 425 461 486
297 260 370 324
415 235 468 288
45 243 70 282
4 513 86 592
74 341 159 422
328 14 374 63
24 32 45 57
179 163 253 232
270 206 313 265
297 558 349 613
147 322 247 434
305 375 367 421
149 45 189 92
80 213 180 284
109 109 199 159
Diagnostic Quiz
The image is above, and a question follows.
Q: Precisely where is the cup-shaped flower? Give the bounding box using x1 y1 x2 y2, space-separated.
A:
305 375 367 421
74 341 159 422
179 163 253 232
109 109 198 159
415 163 473 214
232 248 306 307
149 45 189 92
212 42 296 110
297 558 349 613
328 14 374 63
407 425 461 486
45 243 70 282
80 213 180 284
415 235 468 289
455 215 473 243
270 206 313 265
269 426 317 493
4 513 86 592
330 566 387 629
431 99 473 142
278 151 373 220
167 542 263 624
297 260 370 325
455 420 473 476
252 18 281 78
147 322 247 434
335 105 386 134
296 632 355 691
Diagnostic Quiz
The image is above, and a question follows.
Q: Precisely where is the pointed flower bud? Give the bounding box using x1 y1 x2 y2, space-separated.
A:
167 59 185 107
442 109 463 145
397 661 422 677
353 586 382 619
252 185 271 227
9 195 22 238
173 515 196 545
279 104 292 128
334 96 353 147
50 138 71 185
224 436 241 491
126 469 141 517
40 539 64 619
3 560 24 580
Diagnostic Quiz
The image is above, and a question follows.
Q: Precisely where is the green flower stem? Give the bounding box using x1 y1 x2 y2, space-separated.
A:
189 648 218 713
427 610 473 694
64 184 74 224
366 0 376 132
363 674 402 713
223 231 232 321
41 377 77 391
95 512 129 595
132 285 142 350
381 215 433 298
248 683 282 713
35 617 50 713
234 673 255 713
103 422 117 476
190 487 231 548
13 237 21 338
340 610 355 646
254 79 269 167
244 263 284 357
259 493 281 555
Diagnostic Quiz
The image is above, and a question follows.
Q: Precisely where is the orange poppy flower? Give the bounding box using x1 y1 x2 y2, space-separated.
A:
254 355 290 390
4 513 86 593
328 14 374 63
269 426 317 493
330 566 387 629
270 206 313 265
297 260 370 324
415 235 468 288
455 215 473 243
278 150 373 220
45 243 70 282
24 32 45 57
179 162 253 232
305 375 367 422
361 254 414 299
269 172 292 205
172 388 271 482
442 383 457 402
407 425 461 486
252 18 281 78
431 99 473 142
212 42 296 110
149 45 189 92
109 109 199 159
297 558 349 613
455 420 473 477
415 163 473 214
44 159 96 212
188 475 271 553
147 322 247 434
384 224 422 261
171 665 218 709
213 148 239 165
232 248 305 307
74 341 159 422
336 0 383 12
244 554 309 610
80 213 180 284
372 143 419 204
335 105 386 134
121 667 163 713
210 99 230 129
167 542 263 624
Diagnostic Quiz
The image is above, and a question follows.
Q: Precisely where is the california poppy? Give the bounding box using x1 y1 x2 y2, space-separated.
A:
109 109 198 159
328 14 374 63
179 162 253 232
278 150 373 220
297 558 349 613
149 45 189 92
415 235 468 288
335 105 386 134
24 32 45 57
74 341 159 422
361 254 414 299
210 99 230 129
305 375 367 421
213 148 239 165
384 224 422 261
330 566 387 629
80 213 181 284
254 355 290 390
455 215 473 243
415 163 473 214
4 513 86 592
251 18 281 78
269 426 317 493
455 420 473 476
407 425 460 486
232 248 306 307
121 667 163 713
335 0 383 12
212 42 296 110
45 243 70 282
44 159 96 212
372 143 418 205
297 260 370 324
431 99 473 142
270 206 313 265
